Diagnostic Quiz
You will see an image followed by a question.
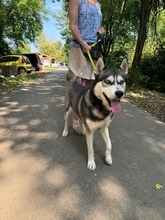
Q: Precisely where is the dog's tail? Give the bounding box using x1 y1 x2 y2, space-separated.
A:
73 76 81 85
66 70 75 81
66 70 81 84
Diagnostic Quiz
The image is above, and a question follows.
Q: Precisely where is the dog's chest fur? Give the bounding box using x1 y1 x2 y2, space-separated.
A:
78 90 114 131
86 116 113 132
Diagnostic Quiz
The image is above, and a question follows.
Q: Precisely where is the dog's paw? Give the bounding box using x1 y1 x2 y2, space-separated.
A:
105 156 112 165
87 161 96 171
62 130 68 137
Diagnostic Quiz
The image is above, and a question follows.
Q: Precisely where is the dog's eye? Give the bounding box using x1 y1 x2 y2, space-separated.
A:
119 80 125 85
104 79 113 85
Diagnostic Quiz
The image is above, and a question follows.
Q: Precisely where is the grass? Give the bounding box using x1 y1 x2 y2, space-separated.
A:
0 72 46 94
42 66 57 71
0 67 58 93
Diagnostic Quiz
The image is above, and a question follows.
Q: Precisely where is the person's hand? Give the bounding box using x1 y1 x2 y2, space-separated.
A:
81 41 91 53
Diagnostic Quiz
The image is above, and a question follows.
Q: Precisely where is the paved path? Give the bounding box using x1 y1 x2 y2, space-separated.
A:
0 68 165 220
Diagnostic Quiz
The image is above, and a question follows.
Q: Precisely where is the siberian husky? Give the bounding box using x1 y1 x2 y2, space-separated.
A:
62 58 128 170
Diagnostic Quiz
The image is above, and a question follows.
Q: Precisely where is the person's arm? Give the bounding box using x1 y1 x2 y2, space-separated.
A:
69 0 91 53
97 2 105 34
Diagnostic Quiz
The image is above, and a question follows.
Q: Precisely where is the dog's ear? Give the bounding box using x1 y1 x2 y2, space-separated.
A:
120 58 128 75
95 58 105 75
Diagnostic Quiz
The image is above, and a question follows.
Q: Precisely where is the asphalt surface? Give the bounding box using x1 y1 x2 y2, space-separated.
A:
0 67 165 220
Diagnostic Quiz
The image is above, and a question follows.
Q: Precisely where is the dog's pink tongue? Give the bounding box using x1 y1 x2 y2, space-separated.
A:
111 100 121 113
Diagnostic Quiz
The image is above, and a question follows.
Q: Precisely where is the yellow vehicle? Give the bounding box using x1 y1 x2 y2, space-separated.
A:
0 55 33 75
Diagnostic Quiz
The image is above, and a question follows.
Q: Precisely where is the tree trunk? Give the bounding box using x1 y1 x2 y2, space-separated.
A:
132 0 150 70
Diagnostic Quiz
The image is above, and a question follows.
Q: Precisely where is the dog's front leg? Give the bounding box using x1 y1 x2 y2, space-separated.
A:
62 107 72 137
100 126 112 165
86 130 96 171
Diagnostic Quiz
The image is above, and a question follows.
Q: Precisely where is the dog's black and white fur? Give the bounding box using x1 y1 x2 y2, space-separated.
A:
62 58 128 170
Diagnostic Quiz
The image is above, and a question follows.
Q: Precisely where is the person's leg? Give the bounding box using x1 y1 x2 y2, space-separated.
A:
73 115 83 134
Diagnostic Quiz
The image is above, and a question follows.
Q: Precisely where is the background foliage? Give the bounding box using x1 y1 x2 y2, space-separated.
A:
60 0 165 92
0 0 165 92
0 0 47 55
35 32 63 60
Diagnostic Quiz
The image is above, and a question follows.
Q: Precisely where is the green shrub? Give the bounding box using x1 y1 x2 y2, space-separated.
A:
105 50 128 68
139 44 165 92
0 73 42 92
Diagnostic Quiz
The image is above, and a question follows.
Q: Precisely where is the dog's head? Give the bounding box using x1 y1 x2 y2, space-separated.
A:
93 58 128 113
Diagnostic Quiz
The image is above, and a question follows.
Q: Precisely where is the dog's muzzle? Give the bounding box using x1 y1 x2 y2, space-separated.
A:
103 92 123 113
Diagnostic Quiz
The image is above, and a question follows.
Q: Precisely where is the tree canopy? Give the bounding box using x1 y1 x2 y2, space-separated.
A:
0 0 47 55
57 0 165 90
36 32 63 60
1 0 164 91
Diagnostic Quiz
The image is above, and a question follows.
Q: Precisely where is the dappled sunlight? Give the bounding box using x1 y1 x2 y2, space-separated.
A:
3 101 19 106
1 152 48 175
28 119 41 126
99 177 129 202
154 119 165 125
55 185 81 216
0 104 34 115
32 131 58 140
44 165 68 188
20 87 32 91
85 210 110 220
0 140 14 157
143 135 165 154
0 152 50 220
54 96 65 107
0 106 9 113
13 124 28 130
11 142 39 152
0 117 21 125
98 177 131 219
0 71 165 219
13 130 30 139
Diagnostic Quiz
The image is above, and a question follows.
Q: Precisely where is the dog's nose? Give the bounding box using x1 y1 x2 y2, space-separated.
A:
115 90 124 99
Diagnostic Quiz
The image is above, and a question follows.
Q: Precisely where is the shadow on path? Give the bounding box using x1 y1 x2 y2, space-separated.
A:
0 69 165 220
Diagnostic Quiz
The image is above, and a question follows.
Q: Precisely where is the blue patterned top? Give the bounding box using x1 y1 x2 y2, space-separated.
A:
70 0 102 48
